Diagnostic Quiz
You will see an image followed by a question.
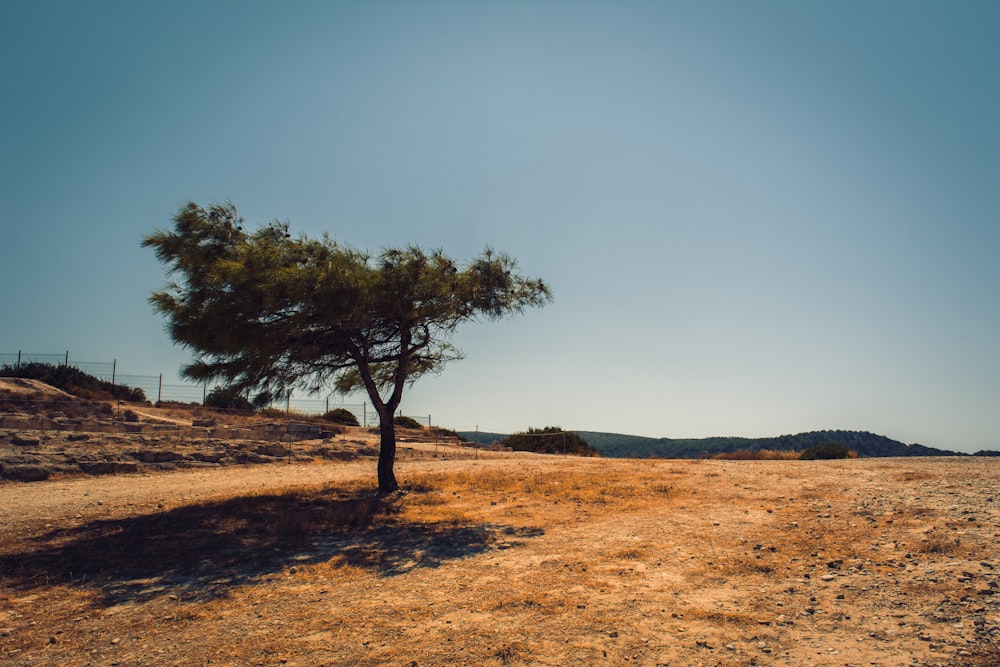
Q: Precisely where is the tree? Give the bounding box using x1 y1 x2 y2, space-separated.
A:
501 427 600 457
204 386 254 412
143 202 551 494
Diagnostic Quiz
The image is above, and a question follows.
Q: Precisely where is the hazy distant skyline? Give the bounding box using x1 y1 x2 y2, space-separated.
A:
2 1 998 452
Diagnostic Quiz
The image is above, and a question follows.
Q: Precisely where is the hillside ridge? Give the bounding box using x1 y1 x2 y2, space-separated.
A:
459 428 963 458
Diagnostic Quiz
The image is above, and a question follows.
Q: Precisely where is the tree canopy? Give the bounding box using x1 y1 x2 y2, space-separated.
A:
143 202 551 493
501 427 599 457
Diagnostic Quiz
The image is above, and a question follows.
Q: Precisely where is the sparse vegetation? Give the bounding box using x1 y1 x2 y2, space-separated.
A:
710 449 801 460
0 362 146 402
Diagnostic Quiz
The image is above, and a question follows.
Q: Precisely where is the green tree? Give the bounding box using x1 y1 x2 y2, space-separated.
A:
502 427 600 457
204 386 254 412
144 202 551 494
323 408 360 426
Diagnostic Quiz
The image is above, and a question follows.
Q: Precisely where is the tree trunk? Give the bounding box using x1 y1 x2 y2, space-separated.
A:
377 415 399 495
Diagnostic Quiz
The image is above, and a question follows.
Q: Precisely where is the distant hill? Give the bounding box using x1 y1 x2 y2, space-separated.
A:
458 429 963 458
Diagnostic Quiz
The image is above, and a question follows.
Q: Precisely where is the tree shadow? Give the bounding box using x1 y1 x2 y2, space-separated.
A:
0 489 543 606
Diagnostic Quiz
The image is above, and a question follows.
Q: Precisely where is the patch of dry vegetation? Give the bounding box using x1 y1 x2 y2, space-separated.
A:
710 448 802 460
1 457 998 666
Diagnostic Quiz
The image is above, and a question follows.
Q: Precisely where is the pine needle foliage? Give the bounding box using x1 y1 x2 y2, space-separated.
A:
143 201 551 493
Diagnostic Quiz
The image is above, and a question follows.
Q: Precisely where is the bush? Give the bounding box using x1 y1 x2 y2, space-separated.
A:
204 386 254 412
0 362 146 402
393 415 424 429
501 427 600 457
800 442 857 460
323 408 360 426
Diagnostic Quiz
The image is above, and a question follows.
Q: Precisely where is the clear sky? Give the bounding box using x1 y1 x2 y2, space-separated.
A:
2 1 998 452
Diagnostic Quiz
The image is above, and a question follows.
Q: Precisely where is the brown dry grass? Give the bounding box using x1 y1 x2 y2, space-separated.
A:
1 455 998 666
710 448 802 460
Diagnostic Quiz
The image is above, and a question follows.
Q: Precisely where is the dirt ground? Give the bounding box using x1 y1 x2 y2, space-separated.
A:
0 393 997 666
1 454 997 667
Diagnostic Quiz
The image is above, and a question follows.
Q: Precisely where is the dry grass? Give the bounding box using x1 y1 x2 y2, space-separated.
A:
710 448 802 460
1 456 998 666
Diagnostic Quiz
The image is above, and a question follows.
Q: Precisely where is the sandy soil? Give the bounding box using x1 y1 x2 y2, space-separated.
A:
1 447 998 667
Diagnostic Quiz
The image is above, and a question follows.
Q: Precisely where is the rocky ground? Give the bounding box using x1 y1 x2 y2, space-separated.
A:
0 454 997 666
0 383 998 666
0 378 475 482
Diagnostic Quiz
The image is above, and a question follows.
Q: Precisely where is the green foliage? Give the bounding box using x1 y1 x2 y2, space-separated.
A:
393 415 424 429
0 362 146 402
501 427 600 457
797 442 856 460
323 407 360 426
144 201 551 493
204 386 255 412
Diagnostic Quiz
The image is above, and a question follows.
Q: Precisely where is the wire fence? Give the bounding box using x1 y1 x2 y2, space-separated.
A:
0 350 433 428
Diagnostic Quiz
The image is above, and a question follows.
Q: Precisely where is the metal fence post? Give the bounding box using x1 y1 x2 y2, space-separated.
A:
158 374 162 403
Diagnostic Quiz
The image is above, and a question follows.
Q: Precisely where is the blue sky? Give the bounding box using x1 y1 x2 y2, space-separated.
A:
2 1 997 452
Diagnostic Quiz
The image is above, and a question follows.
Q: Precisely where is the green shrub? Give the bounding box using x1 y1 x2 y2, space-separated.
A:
394 415 424 429
501 427 600 457
323 408 360 426
800 442 857 460
204 386 254 411
0 362 146 402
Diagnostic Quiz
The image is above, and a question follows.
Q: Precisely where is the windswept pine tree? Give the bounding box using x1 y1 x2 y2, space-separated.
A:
144 201 551 493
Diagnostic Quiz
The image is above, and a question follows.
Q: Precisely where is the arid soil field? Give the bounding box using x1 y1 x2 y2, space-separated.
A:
0 391 998 666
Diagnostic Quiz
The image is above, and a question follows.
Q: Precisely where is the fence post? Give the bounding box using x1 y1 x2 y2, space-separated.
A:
17 350 21 368
158 374 162 403
112 359 117 386
203 384 207 405
65 351 69 367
